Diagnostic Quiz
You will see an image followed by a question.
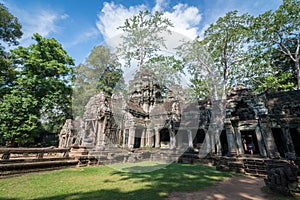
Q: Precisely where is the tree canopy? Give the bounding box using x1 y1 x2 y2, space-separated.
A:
178 0 299 99
0 3 22 48
117 10 173 70
248 0 300 91
178 11 251 100
73 45 124 117
0 33 74 146
0 3 22 98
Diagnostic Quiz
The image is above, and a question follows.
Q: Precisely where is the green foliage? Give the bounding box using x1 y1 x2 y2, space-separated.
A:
117 10 173 70
0 90 40 146
73 45 124 117
0 3 22 47
178 11 251 100
248 0 300 90
144 55 185 90
0 3 22 98
0 33 74 146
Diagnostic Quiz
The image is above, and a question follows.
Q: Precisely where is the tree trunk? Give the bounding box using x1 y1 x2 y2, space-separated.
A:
222 66 228 100
297 61 300 90
8 138 16 147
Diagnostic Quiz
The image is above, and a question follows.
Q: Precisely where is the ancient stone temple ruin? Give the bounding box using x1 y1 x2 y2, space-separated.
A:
59 69 300 161
59 70 300 159
58 68 300 195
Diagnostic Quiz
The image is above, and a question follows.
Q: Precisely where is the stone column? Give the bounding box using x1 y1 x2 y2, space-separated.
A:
96 120 104 149
155 127 160 148
255 126 267 156
177 130 183 148
259 118 277 157
141 128 146 147
187 129 193 148
283 128 295 153
234 127 244 155
122 130 125 148
122 129 126 148
225 123 238 155
147 128 154 147
169 129 176 149
128 127 136 148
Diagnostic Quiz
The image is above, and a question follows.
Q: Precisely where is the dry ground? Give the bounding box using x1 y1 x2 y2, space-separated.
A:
166 176 286 200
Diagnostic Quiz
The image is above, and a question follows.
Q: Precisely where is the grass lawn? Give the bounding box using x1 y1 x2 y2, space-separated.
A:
0 162 234 200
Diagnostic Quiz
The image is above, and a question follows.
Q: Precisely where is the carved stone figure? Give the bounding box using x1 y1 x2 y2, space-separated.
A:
58 119 74 148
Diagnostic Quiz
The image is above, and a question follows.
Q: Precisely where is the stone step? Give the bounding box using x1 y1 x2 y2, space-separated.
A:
0 165 77 178
245 172 267 178
0 159 78 171
0 157 71 164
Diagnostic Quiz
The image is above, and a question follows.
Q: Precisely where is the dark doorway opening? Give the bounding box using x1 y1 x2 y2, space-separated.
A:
193 129 205 149
160 128 170 147
241 130 259 155
271 128 286 157
125 129 129 145
290 128 300 156
220 130 228 156
134 129 142 148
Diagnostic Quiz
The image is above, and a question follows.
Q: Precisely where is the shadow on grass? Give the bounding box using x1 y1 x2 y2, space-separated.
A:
0 163 234 200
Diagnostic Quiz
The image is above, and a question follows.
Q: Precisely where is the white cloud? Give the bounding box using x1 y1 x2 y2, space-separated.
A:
23 10 58 38
96 2 146 43
199 0 282 38
164 4 201 39
96 1 201 50
153 0 169 12
66 27 100 48
5 4 68 47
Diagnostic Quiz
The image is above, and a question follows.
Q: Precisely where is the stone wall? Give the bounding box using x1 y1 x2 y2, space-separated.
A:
264 159 300 197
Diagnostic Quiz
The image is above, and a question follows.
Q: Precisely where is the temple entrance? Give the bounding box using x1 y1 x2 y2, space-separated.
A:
220 130 228 156
241 130 259 155
125 129 129 146
134 129 142 148
290 128 300 156
193 129 205 149
160 128 170 148
271 128 285 157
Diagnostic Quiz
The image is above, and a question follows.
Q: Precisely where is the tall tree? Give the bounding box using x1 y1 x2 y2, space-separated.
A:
0 3 22 98
73 45 123 117
117 10 173 70
249 41 297 92
250 0 300 90
144 55 184 93
0 3 22 47
178 11 251 100
177 11 251 157
0 33 74 146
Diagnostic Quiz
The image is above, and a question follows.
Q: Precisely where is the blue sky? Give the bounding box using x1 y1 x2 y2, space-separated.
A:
1 0 282 66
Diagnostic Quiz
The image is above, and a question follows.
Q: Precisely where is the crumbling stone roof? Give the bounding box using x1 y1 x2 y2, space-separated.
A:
126 101 148 116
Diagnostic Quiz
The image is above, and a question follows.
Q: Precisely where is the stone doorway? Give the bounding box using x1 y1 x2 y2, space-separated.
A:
193 129 205 149
271 128 285 157
160 128 170 148
241 130 259 155
220 130 228 156
290 128 300 156
124 129 129 146
134 129 142 148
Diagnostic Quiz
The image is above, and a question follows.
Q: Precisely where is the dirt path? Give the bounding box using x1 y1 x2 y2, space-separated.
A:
166 176 276 200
